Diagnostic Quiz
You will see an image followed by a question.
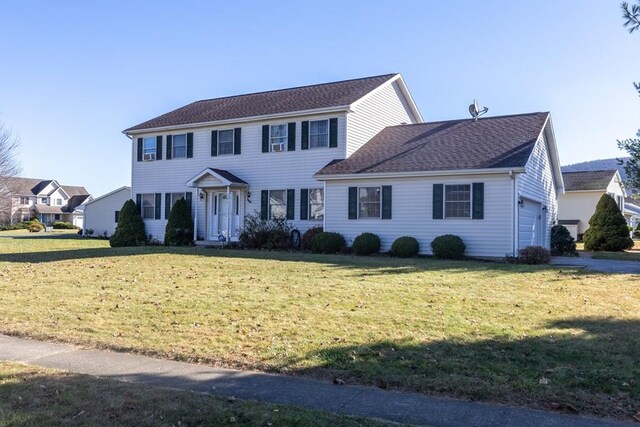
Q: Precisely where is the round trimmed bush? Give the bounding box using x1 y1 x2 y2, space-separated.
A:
302 226 323 250
310 231 346 254
550 224 577 256
583 194 633 251
430 234 465 259
110 199 146 247
518 246 551 265
352 232 381 255
391 236 419 258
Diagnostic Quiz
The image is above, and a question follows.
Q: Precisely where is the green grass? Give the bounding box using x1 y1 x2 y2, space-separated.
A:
1 230 639 421
577 240 640 261
0 361 395 426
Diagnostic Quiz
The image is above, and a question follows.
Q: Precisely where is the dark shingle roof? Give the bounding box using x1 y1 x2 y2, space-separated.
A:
211 169 247 185
316 112 549 176
8 177 89 198
64 195 91 212
124 74 398 132
562 170 617 192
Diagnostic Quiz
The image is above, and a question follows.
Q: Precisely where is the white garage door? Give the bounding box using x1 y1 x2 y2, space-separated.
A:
519 199 541 249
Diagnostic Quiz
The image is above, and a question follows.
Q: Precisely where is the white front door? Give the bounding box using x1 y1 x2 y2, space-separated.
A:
210 191 241 241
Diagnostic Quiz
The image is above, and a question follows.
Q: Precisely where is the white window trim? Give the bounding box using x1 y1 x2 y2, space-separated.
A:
143 136 157 161
217 129 235 156
169 192 186 209
358 186 381 220
309 119 329 149
268 189 287 220
444 184 472 219
270 124 287 153
172 134 187 158
308 188 324 220
142 193 156 220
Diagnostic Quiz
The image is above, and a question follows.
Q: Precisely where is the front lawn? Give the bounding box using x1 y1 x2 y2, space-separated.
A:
0 361 393 426
1 231 639 421
578 239 640 261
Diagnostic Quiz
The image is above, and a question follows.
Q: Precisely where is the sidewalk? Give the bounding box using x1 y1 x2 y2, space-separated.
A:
0 334 632 426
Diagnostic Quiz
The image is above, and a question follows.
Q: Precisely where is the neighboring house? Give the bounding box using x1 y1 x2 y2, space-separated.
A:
8 177 91 227
624 196 640 232
80 186 131 237
557 170 626 240
123 73 563 257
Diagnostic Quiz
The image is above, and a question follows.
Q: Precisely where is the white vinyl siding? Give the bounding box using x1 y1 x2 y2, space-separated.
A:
325 175 512 257
83 187 130 237
346 80 419 157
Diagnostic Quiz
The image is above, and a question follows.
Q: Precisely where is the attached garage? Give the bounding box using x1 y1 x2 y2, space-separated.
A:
518 198 542 249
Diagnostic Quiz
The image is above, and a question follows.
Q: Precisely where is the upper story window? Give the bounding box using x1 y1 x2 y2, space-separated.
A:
19 197 30 205
309 188 324 220
269 190 286 219
309 120 329 148
40 197 49 204
359 187 381 218
55 198 63 206
142 194 155 219
270 125 287 152
143 137 156 161
445 185 471 218
172 134 187 158
218 130 234 156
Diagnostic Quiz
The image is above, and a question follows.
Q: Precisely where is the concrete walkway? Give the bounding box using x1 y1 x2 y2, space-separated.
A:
0 335 633 426
551 253 640 274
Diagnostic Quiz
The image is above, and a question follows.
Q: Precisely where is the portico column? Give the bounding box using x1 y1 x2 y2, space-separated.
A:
194 186 198 241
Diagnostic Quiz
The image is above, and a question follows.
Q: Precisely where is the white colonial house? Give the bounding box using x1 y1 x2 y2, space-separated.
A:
7 177 90 227
123 74 564 256
557 170 626 240
80 186 131 237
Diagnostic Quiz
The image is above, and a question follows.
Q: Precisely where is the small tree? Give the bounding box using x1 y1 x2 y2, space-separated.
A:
550 224 578 256
109 199 146 247
164 197 194 246
583 194 634 251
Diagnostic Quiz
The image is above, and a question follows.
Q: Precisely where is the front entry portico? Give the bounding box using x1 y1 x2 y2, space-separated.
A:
186 168 248 243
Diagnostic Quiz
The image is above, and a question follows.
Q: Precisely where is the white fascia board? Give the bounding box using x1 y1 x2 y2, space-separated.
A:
563 189 606 194
348 74 424 123
314 167 524 181
124 105 352 136
84 186 130 206
541 114 565 195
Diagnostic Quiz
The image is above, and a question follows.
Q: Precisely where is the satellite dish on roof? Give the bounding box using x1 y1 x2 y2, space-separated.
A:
469 99 488 121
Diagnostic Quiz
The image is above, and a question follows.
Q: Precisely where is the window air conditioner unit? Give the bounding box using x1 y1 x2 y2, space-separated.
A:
271 143 284 152
143 153 156 161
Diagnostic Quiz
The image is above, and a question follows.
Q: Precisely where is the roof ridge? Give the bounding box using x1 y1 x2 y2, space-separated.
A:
562 169 618 174
385 112 549 129
190 73 398 104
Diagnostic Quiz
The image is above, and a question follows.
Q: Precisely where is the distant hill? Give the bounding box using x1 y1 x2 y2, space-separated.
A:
562 157 636 194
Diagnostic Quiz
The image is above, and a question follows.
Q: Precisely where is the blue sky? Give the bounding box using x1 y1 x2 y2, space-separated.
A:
1 1 639 196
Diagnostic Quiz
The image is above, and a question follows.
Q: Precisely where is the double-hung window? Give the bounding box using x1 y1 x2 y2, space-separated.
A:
309 188 324 220
359 187 381 218
444 184 471 218
55 198 63 206
143 137 156 161
309 120 329 148
40 197 49 204
172 134 187 158
142 194 156 219
218 129 234 156
19 197 30 205
270 125 287 152
269 190 286 219
169 192 185 208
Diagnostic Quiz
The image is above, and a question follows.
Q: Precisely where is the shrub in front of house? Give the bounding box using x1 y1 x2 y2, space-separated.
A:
239 213 292 250
52 221 76 229
164 198 194 246
309 231 346 254
301 226 323 250
550 224 577 256
430 234 466 259
517 246 551 264
583 194 634 251
391 236 420 258
634 223 640 239
109 199 147 247
352 232 381 255
28 221 43 233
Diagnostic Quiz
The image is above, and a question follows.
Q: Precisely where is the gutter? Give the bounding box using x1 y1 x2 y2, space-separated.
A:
314 167 525 181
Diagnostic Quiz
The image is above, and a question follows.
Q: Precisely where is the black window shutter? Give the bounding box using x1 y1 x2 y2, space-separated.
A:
286 189 295 220
381 186 392 219
260 190 269 220
137 138 143 162
433 184 444 219
472 182 484 220
329 118 338 148
301 121 309 150
234 127 242 155
115 211 120 223
166 135 173 160
156 136 163 160
136 194 142 215
287 122 296 151
155 193 161 219
186 133 193 158
262 125 269 153
348 187 358 219
211 131 218 157
300 189 308 220
185 192 192 214
165 193 171 219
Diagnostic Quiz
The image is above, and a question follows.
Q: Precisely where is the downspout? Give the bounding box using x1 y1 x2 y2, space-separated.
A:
510 170 516 256
323 180 327 231
226 186 231 243
194 186 199 242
